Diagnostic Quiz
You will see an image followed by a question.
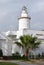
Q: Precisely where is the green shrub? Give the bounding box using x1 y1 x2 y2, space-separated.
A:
0 49 3 57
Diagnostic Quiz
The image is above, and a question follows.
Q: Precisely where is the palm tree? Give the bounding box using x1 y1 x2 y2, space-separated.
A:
15 35 41 59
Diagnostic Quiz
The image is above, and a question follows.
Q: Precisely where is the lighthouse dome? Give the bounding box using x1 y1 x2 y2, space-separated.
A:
21 6 28 17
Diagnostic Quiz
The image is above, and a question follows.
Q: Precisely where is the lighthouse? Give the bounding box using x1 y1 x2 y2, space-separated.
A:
18 6 31 31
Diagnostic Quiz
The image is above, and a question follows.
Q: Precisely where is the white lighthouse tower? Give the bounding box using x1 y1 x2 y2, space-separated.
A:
18 6 31 31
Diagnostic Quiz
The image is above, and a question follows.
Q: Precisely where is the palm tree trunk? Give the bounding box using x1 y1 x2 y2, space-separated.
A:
24 48 29 60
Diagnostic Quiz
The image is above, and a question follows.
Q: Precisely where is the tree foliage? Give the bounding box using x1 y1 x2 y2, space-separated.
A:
15 35 41 50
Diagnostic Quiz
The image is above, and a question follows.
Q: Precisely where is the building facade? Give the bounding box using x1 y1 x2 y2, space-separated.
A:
0 6 44 56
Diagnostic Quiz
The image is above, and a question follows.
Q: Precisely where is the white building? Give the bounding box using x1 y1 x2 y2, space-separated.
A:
0 6 44 56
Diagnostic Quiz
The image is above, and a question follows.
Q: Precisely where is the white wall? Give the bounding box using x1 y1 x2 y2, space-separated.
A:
19 18 30 30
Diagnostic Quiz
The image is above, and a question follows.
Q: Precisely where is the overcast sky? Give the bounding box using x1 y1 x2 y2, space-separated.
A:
0 0 44 32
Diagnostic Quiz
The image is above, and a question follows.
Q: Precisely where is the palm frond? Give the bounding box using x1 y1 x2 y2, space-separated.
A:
15 41 24 48
15 35 41 50
32 40 41 49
